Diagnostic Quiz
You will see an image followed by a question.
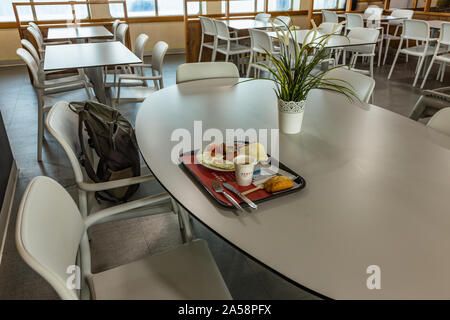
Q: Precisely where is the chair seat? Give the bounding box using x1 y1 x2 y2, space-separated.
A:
42 88 92 109
111 86 158 101
105 74 145 87
436 53 450 63
44 74 85 87
91 239 232 300
216 43 251 55
400 45 446 57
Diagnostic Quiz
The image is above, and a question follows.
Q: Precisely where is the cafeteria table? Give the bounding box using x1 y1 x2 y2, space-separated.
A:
136 78 450 299
43 41 141 103
47 26 113 41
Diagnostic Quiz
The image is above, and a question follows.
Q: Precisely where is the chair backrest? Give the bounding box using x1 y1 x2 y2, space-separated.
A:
345 13 364 30
318 22 343 35
21 39 41 65
45 101 85 184
249 28 274 54
16 48 41 86
29 22 44 40
440 22 450 46
427 107 450 136
214 19 231 40
199 16 217 36
16 175 85 300
255 13 271 22
324 67 375 103
134 33 149 61
176 62 239 84
347 27 379 53
112 19 121 40
151 41 169 75
402 19 430 41
322 10 338 24
391 9 414 19
274 16 292 28
27 26 44 53
116 23 128 45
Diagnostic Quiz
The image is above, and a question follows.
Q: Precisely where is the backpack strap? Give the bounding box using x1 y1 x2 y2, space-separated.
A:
78 110 101 184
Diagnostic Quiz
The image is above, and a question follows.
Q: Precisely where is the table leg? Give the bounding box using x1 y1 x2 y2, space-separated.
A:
85 66 107 104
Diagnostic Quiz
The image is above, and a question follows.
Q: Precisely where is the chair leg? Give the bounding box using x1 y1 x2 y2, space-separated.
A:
436 63 442 80
37 103 44 162
198 35 204 62
405 40 409 63
388 40 403 80
441 63 446 82
383 38 391 65
378 38 383 67
246 53 253 78
370 56 374 78
413 55 425 87
420 55 436 89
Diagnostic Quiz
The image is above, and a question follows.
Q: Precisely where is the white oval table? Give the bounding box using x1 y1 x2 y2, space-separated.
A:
136 78 450 299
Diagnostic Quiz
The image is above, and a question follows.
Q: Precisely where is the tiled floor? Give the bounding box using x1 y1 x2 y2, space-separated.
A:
0 52 448 300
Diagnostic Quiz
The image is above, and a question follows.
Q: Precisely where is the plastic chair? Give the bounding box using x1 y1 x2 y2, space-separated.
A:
16 48 92 162
198 16 217 62
176 62 239 84
212 19 251 63
343 27 380 77
322 10 338 24
344 13 364 34
363 7 384 66
324 67 376 103
28 22 71 49
255 13 271 22
246 28 280 77
420 22 450 89
382 9 414 65
116 23 128 45
105 33 149 87
111 41 168 107
89 19 120 43
427 107 450 136
318 22 343 35
409 87 450 121
15 176 231 300
388 20 444 87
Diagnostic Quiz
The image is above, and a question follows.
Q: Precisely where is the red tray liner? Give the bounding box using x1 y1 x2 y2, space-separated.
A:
180 154 272 206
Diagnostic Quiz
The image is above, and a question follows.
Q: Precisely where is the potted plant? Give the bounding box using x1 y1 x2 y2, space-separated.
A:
246 20 359 134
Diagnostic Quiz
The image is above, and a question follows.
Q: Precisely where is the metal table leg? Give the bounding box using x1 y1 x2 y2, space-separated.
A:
85 66 107 104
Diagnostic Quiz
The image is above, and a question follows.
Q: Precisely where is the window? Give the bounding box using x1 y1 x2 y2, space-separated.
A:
0 0 89 22
268 0 292 11
110 0 193 17
0 0 31 22
222 0 264 14
313 0 345 10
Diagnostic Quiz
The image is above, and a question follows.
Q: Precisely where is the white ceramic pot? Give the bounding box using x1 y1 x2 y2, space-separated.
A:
278 99 305 134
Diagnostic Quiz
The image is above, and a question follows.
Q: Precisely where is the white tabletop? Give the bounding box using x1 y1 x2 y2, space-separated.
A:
47 26 113 40
43 41 141 71
267 29 376 48
136 78 450 299
222 19 273 30
337 13 403 21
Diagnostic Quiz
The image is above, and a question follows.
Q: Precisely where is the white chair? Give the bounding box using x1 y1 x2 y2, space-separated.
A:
198 16 217 62
322 10 339 24
344 13 364 34
28 22 70 48
273 16 292 29
324 67 376 103
427 107 450 136
246 29 280 78
382 9 414 65
212 19 251 64
343 27 380 78
116 23 128 45
105 33 149 87
318 22 343 35
15 176 231 300
89 19 121 43
111 41 168 107
420 22 450 89
255 13 271 22
176 62 239 84
44 101 184 227
16 48 92 162
363 6 384 67
388 20 444 87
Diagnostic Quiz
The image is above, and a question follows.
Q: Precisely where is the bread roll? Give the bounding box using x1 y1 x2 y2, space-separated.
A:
263 175 294 193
